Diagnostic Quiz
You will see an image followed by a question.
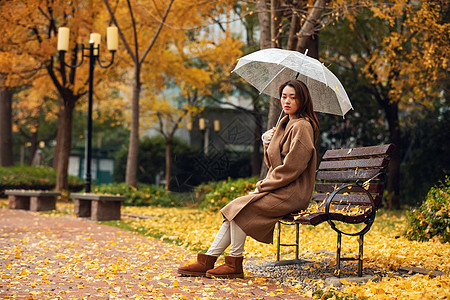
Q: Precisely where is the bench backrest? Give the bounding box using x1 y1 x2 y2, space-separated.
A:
312 144 396 209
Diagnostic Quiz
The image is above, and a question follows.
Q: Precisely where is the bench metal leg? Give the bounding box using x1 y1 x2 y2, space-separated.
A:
295 223 299 260
358 235 364 277
268 221 303 267
335 232 365 277
276 221 281 261
336 232 342 276
277 221 299 261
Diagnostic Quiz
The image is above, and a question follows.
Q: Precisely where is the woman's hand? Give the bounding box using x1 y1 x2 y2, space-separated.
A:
262 127 276 144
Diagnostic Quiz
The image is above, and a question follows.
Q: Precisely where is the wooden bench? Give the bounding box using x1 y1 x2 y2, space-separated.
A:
275 144 396 277
71 193 126 221
5 190 60 211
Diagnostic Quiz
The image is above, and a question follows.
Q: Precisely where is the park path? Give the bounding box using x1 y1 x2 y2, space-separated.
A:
0 208 312 299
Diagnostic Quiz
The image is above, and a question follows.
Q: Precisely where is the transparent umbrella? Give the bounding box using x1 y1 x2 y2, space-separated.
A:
232 48 353 117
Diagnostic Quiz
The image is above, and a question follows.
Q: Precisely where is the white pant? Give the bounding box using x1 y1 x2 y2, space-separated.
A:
206 220 246 257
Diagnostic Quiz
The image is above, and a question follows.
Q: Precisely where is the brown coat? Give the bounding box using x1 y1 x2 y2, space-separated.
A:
221 116 317 244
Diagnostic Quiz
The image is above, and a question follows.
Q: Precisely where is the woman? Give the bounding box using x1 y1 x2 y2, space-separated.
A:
178 79 319 279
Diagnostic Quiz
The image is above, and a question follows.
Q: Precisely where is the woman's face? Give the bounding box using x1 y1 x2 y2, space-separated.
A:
281 85 299 118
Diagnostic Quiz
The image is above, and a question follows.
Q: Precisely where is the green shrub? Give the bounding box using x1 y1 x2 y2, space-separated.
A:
194 181 220 203
404 176 450 243
198 177 259 212
0 165 84 191
91 183 182 207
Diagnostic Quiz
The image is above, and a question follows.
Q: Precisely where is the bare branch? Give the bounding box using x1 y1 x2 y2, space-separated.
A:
156 111 168 139
139 0 175 65
126 0 139 63
103 0 137 63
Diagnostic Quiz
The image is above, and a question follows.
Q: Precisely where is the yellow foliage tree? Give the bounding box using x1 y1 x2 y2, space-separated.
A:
140 34 243 190
0 0 121 189
324 0 449 207
103 0 241 186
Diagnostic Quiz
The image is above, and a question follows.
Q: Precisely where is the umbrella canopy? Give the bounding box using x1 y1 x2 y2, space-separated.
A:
232 48 353 117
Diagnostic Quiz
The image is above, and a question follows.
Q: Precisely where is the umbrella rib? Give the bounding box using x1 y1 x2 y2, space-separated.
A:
320 63 331 87
259 66 287 96
319 63 352 115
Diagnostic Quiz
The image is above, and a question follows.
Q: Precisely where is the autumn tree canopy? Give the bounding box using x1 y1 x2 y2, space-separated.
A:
321 0 449 207
103 0 242 186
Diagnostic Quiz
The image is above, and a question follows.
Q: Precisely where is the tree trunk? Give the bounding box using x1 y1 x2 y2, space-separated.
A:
165 139 172 191
295 0 326 53
55 101 74 191
262 0 281 131
286 1 302 50
53 100 63 169
28 130 38 165
271 0 282 48
303 34 319 59
258 0 279 178
0 86 13 166
383 100 401 209
257 0 271 49
252 108 263 176
260 0 326 179
125 65 141 186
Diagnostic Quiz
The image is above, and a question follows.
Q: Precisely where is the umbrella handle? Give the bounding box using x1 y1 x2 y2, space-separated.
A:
261 133 271 144
275 110 284 128
261 111 284 144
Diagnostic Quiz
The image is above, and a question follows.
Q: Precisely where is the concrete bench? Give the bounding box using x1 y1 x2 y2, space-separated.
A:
5 190 60 211
71 193 126 221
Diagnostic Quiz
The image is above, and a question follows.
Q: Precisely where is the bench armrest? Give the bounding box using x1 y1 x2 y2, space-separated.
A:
324 183 377 236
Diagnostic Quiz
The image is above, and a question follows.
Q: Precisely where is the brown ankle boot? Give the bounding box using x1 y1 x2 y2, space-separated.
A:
205 255 244 279
178 253 217 277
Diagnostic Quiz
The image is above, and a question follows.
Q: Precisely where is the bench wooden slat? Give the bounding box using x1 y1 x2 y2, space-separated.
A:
316 169 383 181
311 193 381 206
327 204 372 212
293 211 371 226
314 182 385 194
311 204 372 213
322 144 396 160
318 157 389 170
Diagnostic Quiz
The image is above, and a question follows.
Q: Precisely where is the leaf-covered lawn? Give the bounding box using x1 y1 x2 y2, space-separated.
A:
119 206 449 271
118 205 450 299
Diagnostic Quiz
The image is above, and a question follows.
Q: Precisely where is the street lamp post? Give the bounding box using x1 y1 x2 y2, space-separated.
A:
198 118 220 155
57 26 118 192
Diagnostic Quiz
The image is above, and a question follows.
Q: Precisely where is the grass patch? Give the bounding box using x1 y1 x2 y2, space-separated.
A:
0 198 8 208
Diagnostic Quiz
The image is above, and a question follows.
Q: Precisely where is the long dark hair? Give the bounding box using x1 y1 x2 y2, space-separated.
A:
278 79 320 144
